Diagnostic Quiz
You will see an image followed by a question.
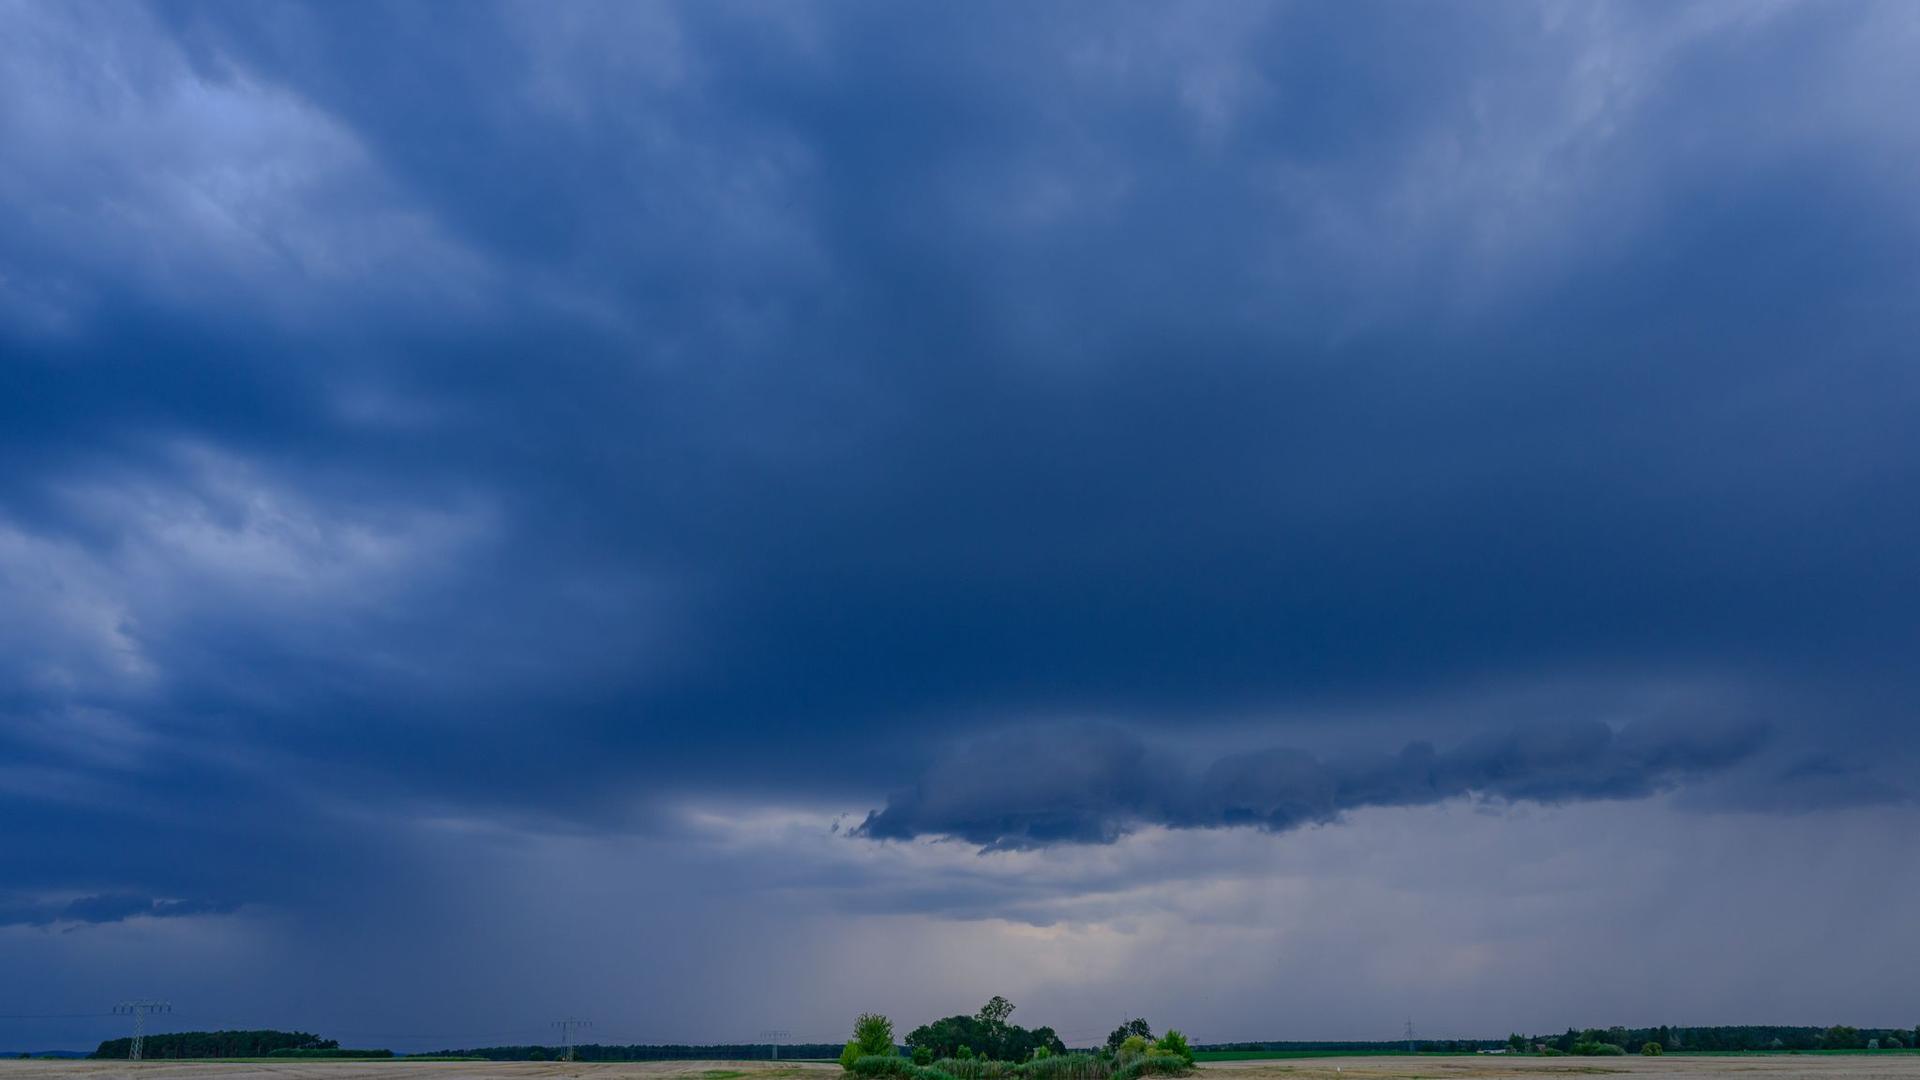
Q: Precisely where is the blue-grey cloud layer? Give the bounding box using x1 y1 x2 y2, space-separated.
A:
4 0 1920 1046
856 720 1768 849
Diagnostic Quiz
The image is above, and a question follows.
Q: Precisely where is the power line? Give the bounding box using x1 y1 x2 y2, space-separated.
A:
760 1030 791 1061
114 1002 171 1061
553 1019 592 1062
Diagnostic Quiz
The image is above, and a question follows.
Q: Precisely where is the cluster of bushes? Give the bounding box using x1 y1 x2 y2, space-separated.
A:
903 997 1067 1062
266 1048 394 1059
838 1002 1192 1080
847 1051 1189 1080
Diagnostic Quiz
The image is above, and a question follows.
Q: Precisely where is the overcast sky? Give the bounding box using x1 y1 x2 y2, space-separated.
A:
5 0 1920 1056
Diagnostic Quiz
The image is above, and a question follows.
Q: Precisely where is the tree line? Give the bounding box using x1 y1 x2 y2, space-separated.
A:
1511 1025 1920 1055
90 1031 336 1059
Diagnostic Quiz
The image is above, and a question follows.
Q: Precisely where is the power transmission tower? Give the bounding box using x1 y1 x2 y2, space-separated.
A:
1404 1020 1415 1054
114 1001 171 1061
553 1019 592 1062
760 1030 791 1061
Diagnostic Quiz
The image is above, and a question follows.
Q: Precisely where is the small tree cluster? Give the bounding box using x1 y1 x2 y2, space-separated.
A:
852 1008 1189 1080
906 998 1066 1062
1105 1021 1152 1056
843 1013 897 1070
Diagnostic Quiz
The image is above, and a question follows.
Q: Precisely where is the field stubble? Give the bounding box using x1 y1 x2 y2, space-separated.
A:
6 1057 1920 1080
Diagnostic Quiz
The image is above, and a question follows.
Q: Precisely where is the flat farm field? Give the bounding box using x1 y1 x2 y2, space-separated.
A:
8 1058 1920 1080
0 1064 831 1080
1204 1054 1920 1080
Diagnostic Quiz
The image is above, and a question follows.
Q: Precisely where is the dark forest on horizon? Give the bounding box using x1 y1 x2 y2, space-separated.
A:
68 1025 1920 1061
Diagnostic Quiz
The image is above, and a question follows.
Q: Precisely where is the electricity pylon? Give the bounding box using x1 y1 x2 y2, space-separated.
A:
114 1001 171 1061
760 1030 791 1061
553 1019 592 1062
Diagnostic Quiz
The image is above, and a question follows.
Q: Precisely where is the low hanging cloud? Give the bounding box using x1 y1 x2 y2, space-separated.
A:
0 892 238 929
855 720 1768 850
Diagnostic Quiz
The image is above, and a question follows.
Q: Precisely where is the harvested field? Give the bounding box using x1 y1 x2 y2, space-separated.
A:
8 1059 1920 1080
0 1064 833 1080
1203 1055 1920 1080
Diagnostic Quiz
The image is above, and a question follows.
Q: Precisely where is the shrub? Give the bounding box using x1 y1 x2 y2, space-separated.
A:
1641 1043 1663 1057
1018 1053 1108 1080
913 1047 934 1066
853 1056 914 1079
1571 1042 1625 1056
1152 1032 1192 1067
1031 1047 1051 1062
934 1058 1012 1080
856 1015 898 1059
1111 1053 1190 1080
841 1043 862 1071
916 1070 959 1080
1539 1047 1564 1057
1118 1036 1151 1061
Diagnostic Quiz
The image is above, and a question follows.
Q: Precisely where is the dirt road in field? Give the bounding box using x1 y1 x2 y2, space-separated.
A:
6 1058 1920 1080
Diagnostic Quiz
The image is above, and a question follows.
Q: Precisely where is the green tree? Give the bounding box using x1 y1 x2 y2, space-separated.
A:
1106 1020 1153 1054
911 1047 933 1066
840 1043 861 1071
976 997 1015 1058
1507 1034 1526 1053
1641 1043 1663 1056
853 1015 896 1058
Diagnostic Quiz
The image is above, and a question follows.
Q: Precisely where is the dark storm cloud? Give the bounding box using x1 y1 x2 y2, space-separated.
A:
855 720 1768 849
3 0 1920 1041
